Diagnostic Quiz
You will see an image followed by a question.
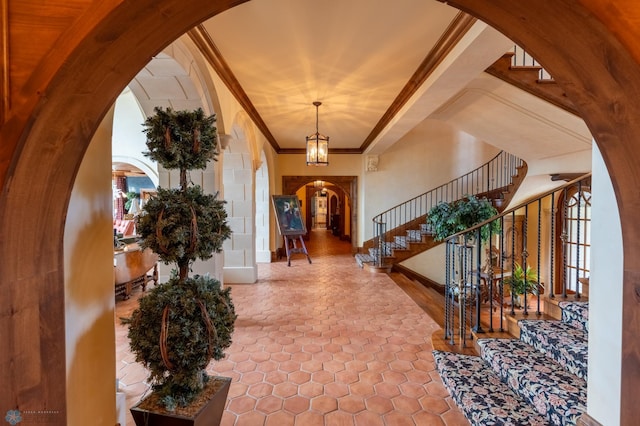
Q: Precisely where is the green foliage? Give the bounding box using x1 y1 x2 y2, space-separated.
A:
135 186 231 266
125 275 236 405
504 262 539 295
124 191 138 211
143 107 219 171
125 107 235 411
427 195 500 242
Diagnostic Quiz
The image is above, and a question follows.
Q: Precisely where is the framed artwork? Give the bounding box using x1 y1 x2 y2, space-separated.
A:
272 195 307 235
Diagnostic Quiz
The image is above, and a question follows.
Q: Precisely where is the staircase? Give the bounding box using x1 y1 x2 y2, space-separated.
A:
357 151 526 271
485 49 578 116
434 299 588 425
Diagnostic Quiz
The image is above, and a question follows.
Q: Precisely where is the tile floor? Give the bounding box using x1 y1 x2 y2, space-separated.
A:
115 229 468 425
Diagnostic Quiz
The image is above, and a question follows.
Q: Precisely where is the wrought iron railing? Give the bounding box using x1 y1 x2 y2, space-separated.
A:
371 151 524 267
443 173 591 347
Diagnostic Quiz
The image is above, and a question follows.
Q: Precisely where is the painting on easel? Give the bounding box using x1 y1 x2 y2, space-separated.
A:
272 195 312 266
272 195 307 236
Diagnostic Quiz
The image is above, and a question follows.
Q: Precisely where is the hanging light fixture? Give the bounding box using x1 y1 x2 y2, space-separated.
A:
306 101 329 166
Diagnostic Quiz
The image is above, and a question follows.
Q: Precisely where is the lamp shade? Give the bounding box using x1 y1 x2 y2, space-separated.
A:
306 133 329 166
306 101 329 166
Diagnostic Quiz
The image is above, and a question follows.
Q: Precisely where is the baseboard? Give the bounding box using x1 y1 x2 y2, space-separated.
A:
392 263 445 294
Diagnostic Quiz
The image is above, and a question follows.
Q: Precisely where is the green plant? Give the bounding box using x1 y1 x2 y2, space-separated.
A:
504 262 539 296
124 107 235 410
427 195 500 242
124 191 138 211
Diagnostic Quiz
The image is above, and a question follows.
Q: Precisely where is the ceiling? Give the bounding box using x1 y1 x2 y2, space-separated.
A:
126 0 592 162
196 0 465 153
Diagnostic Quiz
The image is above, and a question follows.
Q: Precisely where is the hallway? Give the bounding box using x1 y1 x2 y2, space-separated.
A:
115 229 468 425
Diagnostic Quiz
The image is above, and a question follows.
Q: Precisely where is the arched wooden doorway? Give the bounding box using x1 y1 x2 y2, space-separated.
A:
282 175 357 251
2 1 640 423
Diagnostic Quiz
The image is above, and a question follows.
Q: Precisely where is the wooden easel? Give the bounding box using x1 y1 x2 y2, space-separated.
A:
284 234 312 266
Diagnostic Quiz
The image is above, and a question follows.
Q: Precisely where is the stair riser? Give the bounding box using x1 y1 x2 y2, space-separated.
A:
478 339 587 426
518 320 588 380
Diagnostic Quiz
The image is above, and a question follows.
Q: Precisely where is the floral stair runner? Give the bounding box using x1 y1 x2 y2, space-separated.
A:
434 301 589 425
558 301 589 332
433 351 548 425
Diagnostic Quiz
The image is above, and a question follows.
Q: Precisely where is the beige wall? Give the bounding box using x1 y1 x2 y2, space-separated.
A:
64 109 117 425
363 118 499 244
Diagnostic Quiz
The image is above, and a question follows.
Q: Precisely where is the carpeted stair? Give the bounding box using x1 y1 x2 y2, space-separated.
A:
434 301 588 425
357 223 432 268
355 253 374 268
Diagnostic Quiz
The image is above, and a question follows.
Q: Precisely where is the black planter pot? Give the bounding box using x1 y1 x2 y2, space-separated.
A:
130 376 231 426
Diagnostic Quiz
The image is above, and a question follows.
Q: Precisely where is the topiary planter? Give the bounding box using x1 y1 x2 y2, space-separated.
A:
123 107 235 420
130 376 231 426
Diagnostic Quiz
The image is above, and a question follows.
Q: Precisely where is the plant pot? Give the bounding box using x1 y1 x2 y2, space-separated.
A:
515 294 524 308
130 376 231 426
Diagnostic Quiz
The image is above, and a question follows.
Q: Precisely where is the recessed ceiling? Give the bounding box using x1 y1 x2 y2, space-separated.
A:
124 1 590 165
200 0 461 152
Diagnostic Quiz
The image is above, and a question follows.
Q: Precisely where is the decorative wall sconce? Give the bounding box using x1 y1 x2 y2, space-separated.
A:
366 155 379 172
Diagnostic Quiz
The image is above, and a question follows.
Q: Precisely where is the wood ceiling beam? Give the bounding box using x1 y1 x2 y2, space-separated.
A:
188 25 282 152
359 11 477 152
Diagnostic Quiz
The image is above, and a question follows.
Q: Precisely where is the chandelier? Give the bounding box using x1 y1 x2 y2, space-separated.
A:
306 101 329 166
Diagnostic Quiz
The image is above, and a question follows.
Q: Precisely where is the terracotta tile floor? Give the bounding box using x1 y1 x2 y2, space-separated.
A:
115 229 469 425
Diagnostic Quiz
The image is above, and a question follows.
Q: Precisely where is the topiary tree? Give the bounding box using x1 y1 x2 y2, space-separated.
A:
427 194 500 242
125 107 235 411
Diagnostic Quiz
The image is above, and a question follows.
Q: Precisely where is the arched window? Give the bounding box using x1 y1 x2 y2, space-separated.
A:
555 181 591 295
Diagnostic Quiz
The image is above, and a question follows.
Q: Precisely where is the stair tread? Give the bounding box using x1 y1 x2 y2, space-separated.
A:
518 320 588 380
433 350 548 425
478 338 586 426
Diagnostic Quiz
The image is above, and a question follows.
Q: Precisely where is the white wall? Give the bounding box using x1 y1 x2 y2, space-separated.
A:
588 142 622 425
222 128 258 284
255 150 271 263
112 87 158 185
65 108 116 426
363 118 499 242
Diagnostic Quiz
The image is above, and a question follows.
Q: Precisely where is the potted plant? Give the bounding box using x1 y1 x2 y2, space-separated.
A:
503 262 540 307
427 194 500 242
123 107 235 425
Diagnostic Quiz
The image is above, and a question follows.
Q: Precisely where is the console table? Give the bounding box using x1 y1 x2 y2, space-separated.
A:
114 247 158 299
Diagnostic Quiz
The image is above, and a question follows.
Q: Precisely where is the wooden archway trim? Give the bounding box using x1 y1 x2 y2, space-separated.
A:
1 1 640 423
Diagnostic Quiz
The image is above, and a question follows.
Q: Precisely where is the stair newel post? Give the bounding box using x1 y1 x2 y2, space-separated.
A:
498 215 505 332
445 238 453 344
488 224 495 332
574 179 582 300
509 211 517 316
561 187 569 299
473 227 484 334
376 220 385 268
536 199 543 315
549 192 555 299
459 239 466 347
522 205 529 316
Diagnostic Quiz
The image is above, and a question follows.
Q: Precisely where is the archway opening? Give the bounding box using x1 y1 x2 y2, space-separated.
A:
2 1 640 424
